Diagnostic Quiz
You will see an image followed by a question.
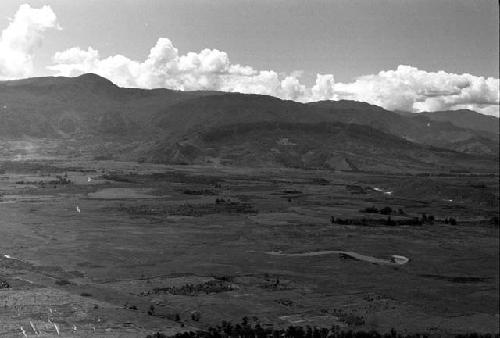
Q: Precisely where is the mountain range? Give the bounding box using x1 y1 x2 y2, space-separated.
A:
0 73 498 173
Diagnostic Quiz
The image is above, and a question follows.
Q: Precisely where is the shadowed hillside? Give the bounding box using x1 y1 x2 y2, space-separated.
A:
0 74 498 172
309 101 499 155
419 109 499 134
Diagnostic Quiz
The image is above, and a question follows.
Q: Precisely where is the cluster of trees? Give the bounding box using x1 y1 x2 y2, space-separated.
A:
215 197 232 204
15 174 72 186
330 216 421 227
184 189 217 195
360 206 404 216
121 199 257 218
141 280 234 297
145 304 183 322
442 217 458 225
145 318 500 338
333 209 460 227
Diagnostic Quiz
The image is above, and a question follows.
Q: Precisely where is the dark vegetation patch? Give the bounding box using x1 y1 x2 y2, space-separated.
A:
141 279 234 296
145 304 183 321
147 172 222 185
442 204 467 210
0 279 10 289
469 183 487 189
259 276 294 291
144 318 494 338
61 167 97 173
334 210 460 227
151 327 499 338
102 172 137 183
0 161 66 173
213 275 234 283
101 171 224 186
15 175 72 185
346 185 367 194
488 216 499 226
183 189 217 195
310 178 330 185
283 190 302 194
54 279 72 286
120 199 257 218
360 206 397 215
339 253 358 260
419 274 490 284
330 216 424 227
416 172 497 178
274 298 294 306
69 270 85 278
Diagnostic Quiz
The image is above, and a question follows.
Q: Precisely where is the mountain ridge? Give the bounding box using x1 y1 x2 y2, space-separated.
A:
0 73 498 173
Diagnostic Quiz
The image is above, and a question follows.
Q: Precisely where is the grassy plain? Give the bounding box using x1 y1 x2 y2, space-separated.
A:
0 155 498 337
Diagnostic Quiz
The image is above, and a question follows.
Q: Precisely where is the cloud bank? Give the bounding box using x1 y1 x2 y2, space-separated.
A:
1 5 498 116
48 39 500 116
335 66 500 116
0 4 59 79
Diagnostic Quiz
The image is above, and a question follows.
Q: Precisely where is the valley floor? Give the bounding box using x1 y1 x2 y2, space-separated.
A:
0 159 498 337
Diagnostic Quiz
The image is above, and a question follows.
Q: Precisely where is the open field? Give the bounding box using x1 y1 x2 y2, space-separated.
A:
0 158 498 337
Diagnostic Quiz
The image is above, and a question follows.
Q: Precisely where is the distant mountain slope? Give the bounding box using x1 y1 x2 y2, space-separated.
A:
419 109 499 135
145 120 497 173
0 74 498 173
308 101 499 155
0 73 216 138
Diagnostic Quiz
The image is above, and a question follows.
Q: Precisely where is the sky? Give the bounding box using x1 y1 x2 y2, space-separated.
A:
0 0 499 115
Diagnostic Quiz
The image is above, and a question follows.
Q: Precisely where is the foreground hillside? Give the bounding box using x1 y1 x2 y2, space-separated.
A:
0 74 498 173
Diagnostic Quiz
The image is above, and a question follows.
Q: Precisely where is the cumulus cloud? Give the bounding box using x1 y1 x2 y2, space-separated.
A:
0 4 59 79
335 65 499 116
49 37 499 116
0 5 497 116
49 38 339 102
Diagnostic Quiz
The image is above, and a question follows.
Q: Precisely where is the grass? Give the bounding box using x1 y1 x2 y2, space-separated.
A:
0 159 498 336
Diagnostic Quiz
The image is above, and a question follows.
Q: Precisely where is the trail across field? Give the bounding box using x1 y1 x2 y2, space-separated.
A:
266 250 410 265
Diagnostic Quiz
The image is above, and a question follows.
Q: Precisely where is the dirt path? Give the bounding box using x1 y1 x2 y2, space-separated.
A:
266 250 410 265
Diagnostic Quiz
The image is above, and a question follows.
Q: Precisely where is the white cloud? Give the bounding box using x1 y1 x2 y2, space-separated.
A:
48 38 338 101
0 4 59 79
311 74 335 101
335 66 499 116
0 5 492 116
49 38 499 116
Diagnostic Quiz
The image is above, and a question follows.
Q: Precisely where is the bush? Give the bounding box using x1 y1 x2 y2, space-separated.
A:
146 333 167 338
55 279 72 286
380 206 392 215
191 311 201 321
361 206 378 213
0 279 9 289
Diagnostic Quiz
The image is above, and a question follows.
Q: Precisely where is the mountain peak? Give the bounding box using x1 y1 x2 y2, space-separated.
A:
75 73 117 87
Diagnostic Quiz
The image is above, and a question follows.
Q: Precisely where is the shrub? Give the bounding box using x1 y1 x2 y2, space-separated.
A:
361 206 378 213
380 206 392 215
55 279 72 286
